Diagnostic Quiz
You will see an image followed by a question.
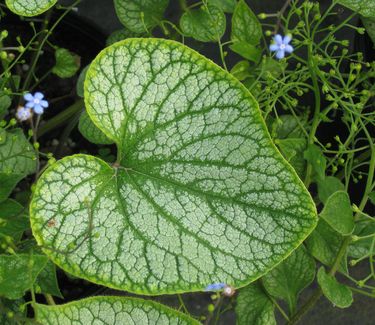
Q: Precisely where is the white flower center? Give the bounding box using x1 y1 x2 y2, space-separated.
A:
34 98 40 104
279 44 286 50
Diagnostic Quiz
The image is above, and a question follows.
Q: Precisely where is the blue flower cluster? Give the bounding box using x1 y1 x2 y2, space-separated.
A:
16 106 32 121
24 92 49 114
270 34 294 59
16 92 49 122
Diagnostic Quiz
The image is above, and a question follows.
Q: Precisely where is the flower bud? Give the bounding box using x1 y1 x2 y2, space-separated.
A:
258 13 267 19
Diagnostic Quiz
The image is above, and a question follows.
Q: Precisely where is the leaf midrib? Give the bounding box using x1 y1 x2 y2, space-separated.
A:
125 167 309 226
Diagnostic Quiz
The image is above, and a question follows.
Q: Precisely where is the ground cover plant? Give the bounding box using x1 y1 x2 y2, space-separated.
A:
0 0 374 324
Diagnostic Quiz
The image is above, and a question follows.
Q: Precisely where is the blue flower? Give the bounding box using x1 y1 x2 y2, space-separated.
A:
204 283 226 291
24 92 49 114
16 106 32 121
269 34 293 59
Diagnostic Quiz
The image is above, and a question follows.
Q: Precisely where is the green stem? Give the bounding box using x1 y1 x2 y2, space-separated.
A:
177 294 189 315
178 0 188 11
30 68 52 92
37 99 84 137
269 295 290 321
44 294 56 305
204 295 224 325
19 9 53 104
217 39 228 71
349 286 375 298
304 43 321 188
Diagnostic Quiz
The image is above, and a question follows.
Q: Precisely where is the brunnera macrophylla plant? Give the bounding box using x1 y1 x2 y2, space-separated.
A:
0 0 374 324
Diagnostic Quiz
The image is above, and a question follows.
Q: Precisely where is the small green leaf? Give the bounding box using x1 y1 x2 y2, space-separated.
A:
0 254 48 299
304 144 326 181
306 220 347 273
106 28 145 46
0 128 37 175
229 41 262 62
337 0 375 17
276 138 306 178
34 296 200 324
78 110 114 145
236 282 276 325
36 260 63 298
320 191 354 235
262 246 315 314
348 220 375 258
180 5 226 42
0 173 25 203
260 58 286 79
31 39 317 295
317 176 345 204
231 0 262 45
76 66 89 98
0 129 37 200
0 93 11 119
274 115 304 139
275 138 304 161
208 0 236 13
0 199 29 242
5 0 56 16
362 17 375 45
230 60 251 81
114 0 170 33
369 191 375 205
52 48 81 79
317 267 353 308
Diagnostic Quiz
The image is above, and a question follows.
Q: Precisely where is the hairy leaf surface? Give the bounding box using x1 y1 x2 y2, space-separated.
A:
114 0 169 33
235 282 276 325
0 254 48 299
52 48 80 79
337 0 375 17
0 129 37 201
0 199 29 243
208 0 236 13
231 0 262 45
5 0 56 16
34 296 199 324
306 220 347 273
78 110 114 145
180 5 226 42
262 246 315 313
30 39 317 295
320 191 354 235
317 267 353 308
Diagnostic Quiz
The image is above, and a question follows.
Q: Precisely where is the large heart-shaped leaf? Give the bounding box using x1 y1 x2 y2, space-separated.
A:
5 0 56 16
30 39 317 295
34 296 199 324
